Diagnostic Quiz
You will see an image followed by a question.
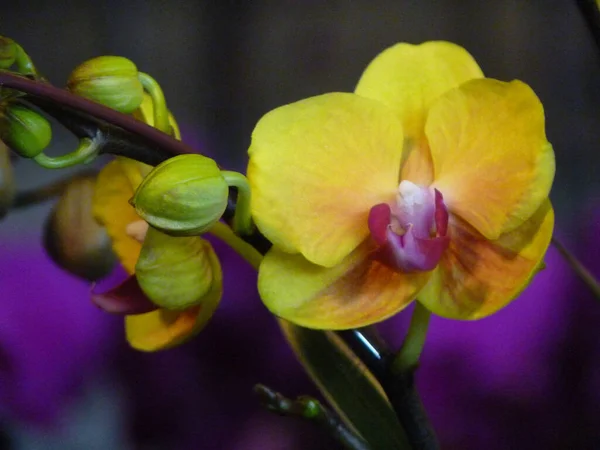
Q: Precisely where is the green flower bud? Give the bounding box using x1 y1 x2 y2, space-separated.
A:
44 175 117 281
0 37 17 69
0 103 52 158
131 154 229 236
135 227 222 310
67 56 144 113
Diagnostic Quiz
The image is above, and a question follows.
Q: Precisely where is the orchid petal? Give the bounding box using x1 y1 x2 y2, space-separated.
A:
427 78 554 239
91 273 158 315
418 200 554 319
93 158 152 273
248 92 404 268
258 244 429 329
125 249 223 351
355 41 484 185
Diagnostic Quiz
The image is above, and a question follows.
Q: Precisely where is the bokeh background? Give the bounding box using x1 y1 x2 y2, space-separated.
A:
1 1 600 449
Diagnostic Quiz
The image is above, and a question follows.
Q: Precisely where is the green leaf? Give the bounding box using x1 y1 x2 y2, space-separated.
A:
280 321 412 450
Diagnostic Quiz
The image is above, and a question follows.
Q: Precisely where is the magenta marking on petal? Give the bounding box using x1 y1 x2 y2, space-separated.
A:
378 226 449 272
91 274 158 315
368 203 392 245
434 189 449 237
368 185 451 274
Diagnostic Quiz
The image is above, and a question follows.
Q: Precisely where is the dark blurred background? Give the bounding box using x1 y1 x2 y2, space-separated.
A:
1 1 600 449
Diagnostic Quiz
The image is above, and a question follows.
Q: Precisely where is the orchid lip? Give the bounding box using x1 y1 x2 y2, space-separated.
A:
368 182 450 273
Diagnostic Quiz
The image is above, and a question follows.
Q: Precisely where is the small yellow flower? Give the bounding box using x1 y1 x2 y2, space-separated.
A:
93 157 223 351
92 95 222 351
248 41 555 329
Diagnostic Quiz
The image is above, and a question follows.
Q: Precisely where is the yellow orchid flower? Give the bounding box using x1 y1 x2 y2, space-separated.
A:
248 41 555 329
92 96 222 351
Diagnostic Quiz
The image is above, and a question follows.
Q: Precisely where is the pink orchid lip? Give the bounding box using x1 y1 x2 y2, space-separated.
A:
91 265 158 315
368 186 450 273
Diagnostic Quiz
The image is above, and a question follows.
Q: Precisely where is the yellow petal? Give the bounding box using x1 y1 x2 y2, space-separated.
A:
126 244 223 351
258 243 429 329
418 200 554 319
248 93 404 267
427 78 555 239
93 157 152 273
355 41 484 185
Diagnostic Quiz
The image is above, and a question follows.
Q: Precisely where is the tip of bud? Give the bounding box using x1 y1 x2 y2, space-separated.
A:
0 36 17 69
67 56 144 113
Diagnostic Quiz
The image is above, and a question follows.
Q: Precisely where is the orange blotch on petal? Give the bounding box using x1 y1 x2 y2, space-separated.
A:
427 79 554 239
419 200 554 319
258 243 430 329
125 306 201 352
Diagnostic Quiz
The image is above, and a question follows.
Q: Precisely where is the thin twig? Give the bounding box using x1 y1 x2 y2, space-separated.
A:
11 170 96 209
552 236 600 299
254 384 372 450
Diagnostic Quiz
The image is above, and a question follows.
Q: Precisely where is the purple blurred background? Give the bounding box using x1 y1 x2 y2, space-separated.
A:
1 1 600 448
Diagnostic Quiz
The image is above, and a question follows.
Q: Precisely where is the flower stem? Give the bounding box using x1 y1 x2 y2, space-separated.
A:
208 221 262 270
552 236 600 299
14 44 41 78
221 170 253 236
138 72 170 134
33 136 101 169
391 302 432 374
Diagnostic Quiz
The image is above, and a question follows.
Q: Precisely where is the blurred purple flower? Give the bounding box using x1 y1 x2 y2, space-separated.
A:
0 240 119 426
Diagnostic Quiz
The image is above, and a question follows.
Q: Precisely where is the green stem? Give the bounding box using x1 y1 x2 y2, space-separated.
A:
552 236 600 299
221 170 254 236
33 136 101 169
14 44 40 78
138 72 169 134
208 221 262 270
391 302 432 374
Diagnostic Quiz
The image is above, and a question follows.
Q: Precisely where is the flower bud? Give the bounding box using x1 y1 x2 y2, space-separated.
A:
0 37 17 69
0 141 15 218
135 227 222 310
131 154 229 236
44 175 117 281
67 56 144 113
0 103 52 158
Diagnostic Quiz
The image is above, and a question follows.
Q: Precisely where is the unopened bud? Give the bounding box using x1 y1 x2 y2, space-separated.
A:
67 56 144 114
131 154 229 236
0 37 17 69
0 103 52 158
44 175 117 281
135 227 222 310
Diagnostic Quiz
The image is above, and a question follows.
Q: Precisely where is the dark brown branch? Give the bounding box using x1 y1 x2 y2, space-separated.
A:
339 329 439 450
